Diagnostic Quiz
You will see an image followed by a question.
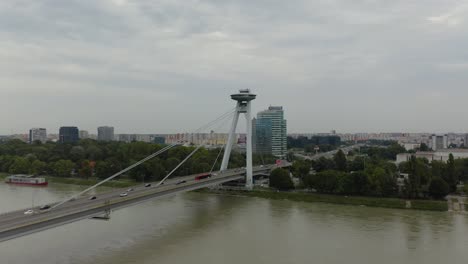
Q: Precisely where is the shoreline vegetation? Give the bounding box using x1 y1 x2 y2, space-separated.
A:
1 172 448 211
197 188 449 212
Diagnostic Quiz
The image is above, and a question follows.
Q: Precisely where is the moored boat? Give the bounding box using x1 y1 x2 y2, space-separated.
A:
5 174 48 186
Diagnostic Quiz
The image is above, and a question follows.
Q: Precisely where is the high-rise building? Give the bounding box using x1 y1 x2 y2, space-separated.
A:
431 134 448 151
97 126 114 141
59 127 79 143
29 128 47 144
79 130 89 139
253 106 287 157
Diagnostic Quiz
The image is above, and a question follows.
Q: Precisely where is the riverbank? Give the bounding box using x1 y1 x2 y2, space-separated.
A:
199 189 449 212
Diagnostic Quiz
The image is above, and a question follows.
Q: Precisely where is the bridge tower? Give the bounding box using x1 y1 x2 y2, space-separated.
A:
220 89 256 190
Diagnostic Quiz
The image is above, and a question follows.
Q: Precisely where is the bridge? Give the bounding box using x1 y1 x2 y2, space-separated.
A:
0 164 284 243
0 90 291 243
293 144 365 161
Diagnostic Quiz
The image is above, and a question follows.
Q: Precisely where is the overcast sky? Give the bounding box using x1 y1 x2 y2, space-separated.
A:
1 0 468 135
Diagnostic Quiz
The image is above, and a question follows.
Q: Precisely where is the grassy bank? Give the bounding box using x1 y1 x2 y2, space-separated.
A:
44 176 136 188
200 189 449 212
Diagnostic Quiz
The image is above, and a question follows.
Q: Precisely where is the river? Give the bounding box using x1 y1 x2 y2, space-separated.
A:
0 182 467 264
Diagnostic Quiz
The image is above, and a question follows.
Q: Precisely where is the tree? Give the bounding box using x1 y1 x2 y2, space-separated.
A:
443 153 458 192
30 160 47 175
69 146 85 161
419 143 429 151
339 171 369 195
403 156 430 198
79 160 93 179
334 150 347 172
85 145 103 160
165 157 181 172
53 160 75 177
292 160 310 178
312 157 335 172
348 156 366 171
428 178 449 199
269 168 294 190
145 159 166 181
305 170 341 193
8 157 30 174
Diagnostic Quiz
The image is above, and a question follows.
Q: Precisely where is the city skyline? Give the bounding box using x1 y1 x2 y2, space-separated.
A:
2 1 468 134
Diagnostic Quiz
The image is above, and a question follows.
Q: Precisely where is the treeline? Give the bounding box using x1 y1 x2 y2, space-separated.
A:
292 151 400 197
357 143 406 160
398 154 468 197
290 145 465 199
0 139 276 181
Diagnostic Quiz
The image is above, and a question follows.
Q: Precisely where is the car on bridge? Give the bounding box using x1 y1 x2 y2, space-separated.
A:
145 183 151 187
195 173 211 181
120 192 128 197
39 205 50 211
176 180 186 185
89 196 97 200
127 188 134 192
24 210 34 215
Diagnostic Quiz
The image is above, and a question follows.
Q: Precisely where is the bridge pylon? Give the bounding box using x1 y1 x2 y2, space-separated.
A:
220 89 256 190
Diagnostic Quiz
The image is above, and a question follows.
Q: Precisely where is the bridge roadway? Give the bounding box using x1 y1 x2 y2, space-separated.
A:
0 165 277 243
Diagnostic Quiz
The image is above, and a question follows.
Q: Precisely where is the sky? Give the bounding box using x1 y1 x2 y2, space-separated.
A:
1 0 468 135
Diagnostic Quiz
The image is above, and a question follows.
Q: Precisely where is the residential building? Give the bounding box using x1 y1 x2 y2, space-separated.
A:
431 134 448 150
98 126 114 141
253 106 287 157
118 134 137 143
153 136 166 144
29 128 47 144
165 133 230 146
396 149 468 164
79 130 89 139
59 127 79 143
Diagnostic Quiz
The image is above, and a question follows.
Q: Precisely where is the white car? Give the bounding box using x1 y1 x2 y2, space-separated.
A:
120 192 128 197
24 209 34 215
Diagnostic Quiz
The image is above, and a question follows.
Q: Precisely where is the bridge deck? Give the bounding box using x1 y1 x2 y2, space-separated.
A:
0 165 278 242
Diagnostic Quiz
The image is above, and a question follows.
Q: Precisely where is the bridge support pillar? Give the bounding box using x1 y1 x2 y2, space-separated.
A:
220 89 256 190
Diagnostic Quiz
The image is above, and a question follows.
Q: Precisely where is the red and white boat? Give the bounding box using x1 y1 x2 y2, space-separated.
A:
5 175 48 186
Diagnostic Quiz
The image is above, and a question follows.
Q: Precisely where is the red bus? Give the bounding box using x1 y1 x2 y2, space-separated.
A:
195 173 211 181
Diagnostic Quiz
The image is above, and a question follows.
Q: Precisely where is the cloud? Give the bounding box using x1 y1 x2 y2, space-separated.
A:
1 0 468 134
427 3 468 26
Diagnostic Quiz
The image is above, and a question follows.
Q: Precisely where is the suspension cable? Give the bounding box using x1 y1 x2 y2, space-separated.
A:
154 145 203 187
156 110 235 185
51 107 237 209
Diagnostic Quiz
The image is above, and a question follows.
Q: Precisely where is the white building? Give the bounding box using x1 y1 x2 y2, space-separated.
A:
29 128 47 143
400 143 421 151
97 126 114 141
79 130 89 139
430 134 448 150
396 149 468 164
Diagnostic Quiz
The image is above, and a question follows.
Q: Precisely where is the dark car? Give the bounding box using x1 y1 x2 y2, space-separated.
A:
39 205 50 210
176 180 187 185
89 196 97 200
145 183 151 187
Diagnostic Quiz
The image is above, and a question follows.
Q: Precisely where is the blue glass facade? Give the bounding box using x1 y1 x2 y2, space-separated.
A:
59 127 79 143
